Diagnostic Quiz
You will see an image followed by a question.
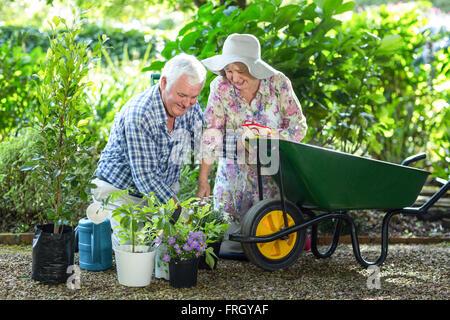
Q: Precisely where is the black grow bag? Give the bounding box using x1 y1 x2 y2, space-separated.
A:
31 224 75 284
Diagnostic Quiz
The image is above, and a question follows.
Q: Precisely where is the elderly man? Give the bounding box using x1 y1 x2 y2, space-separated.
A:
91 53 206 248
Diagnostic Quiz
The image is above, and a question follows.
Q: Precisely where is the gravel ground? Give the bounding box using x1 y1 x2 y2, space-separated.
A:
1 242 448 300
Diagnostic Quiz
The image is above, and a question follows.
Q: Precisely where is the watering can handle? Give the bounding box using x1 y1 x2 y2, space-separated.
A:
92 224 101 264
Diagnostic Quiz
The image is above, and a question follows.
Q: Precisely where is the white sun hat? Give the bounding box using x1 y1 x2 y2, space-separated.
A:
201 33 277 79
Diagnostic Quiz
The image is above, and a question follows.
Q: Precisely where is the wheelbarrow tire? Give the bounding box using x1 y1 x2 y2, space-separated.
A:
241 199 306 271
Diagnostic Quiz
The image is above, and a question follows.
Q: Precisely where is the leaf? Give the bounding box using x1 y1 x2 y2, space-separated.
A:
238 3 260 21
52 16 60 27
273 5 302 29
348 77 361 91
315 0 343 16
178 21 201 37
260 3 276 22
161 41 179 60
369 93 386 104
142 60 165 72
180 30 202 52
198 2 214 21
21 162 39 171
205 247 216 269
301 3 319 20
289 20 305 36
335 1 355 15
377 34 403 55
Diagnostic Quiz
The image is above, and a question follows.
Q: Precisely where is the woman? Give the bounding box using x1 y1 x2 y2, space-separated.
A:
196 34 308 255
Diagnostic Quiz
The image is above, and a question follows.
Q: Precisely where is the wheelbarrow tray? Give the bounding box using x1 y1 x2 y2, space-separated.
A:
269 139 430 211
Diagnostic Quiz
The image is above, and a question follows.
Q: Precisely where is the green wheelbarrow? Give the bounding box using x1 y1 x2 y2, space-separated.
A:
229 138 450 270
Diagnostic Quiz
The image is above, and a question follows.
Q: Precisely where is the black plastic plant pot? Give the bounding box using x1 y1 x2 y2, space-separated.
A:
169 257 199 288
31 224 75 284
198 241 221 270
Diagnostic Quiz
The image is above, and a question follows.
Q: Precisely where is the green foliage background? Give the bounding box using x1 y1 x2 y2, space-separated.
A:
0 0 448 232
145 0 449 168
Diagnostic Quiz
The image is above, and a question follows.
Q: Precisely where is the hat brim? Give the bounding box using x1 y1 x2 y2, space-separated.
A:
202 54 276 80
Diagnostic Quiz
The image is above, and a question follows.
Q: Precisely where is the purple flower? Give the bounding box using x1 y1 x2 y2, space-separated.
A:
154 236 162 247
168 237 175 244
183 244 192 251
163 254 170 262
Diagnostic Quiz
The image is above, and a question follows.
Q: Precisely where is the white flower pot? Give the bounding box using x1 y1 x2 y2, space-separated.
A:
113 245 156 287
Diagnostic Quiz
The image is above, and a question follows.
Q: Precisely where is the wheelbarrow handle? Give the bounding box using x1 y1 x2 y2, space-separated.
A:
401 152 426 166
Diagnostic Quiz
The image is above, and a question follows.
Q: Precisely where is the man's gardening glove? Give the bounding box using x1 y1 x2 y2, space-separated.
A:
170 205 182 225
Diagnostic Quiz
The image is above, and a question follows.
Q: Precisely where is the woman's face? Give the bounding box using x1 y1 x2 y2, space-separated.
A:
224 62 258 91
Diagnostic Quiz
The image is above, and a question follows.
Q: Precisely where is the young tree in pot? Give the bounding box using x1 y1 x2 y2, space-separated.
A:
22 15 106 284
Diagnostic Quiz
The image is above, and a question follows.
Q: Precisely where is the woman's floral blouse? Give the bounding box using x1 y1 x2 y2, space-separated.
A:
202 72 307 222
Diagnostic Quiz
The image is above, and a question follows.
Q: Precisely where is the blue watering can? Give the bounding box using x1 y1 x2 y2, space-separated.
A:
77 217 112 271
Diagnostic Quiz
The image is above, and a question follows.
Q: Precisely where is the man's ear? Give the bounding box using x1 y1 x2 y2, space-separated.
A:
160 76 167 90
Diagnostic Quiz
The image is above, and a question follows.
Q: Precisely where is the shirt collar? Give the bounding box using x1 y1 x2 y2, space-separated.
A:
258 77 271 98
152 84 169 125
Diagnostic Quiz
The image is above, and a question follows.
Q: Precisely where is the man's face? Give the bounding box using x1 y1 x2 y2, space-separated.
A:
160 74 203 118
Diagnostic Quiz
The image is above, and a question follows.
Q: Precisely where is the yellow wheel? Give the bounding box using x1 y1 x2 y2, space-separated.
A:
242 199 306 271
255 210 297 260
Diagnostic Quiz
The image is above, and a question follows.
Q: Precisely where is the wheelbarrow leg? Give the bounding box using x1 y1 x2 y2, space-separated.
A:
304 209 344 259
303 208 402 268
347 210 401 268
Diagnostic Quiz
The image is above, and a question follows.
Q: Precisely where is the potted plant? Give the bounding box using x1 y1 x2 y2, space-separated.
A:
195 204 229 270
153 197 229 287
109 190 158 287
22 16 106 284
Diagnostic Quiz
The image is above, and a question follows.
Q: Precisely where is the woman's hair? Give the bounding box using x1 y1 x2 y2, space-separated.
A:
161 53 206 90
219 62 256 80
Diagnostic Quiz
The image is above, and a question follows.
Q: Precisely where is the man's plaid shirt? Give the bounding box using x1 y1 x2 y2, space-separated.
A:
96 84 203 202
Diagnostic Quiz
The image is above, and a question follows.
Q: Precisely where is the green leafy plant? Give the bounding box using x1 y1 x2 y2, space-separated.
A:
153 197 229 268
109 190 159 253
0 129 46 231
194 203 230 244
0 42 43 141
21 15 107 234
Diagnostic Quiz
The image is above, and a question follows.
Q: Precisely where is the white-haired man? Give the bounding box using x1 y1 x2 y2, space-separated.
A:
91 53 206 248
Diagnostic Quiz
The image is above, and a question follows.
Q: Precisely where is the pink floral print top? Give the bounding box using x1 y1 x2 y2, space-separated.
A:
203 72 307 222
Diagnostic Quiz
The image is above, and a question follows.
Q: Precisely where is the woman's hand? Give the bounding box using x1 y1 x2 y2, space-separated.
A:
196 178 211 200
196 159 212 201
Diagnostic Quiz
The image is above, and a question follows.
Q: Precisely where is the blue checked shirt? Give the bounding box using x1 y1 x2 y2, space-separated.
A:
96 84 204 203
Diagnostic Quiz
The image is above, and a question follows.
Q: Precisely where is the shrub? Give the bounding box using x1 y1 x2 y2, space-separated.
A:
0 42 43 141
145 0 448 178
0 130 46 232
0 24 158 65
